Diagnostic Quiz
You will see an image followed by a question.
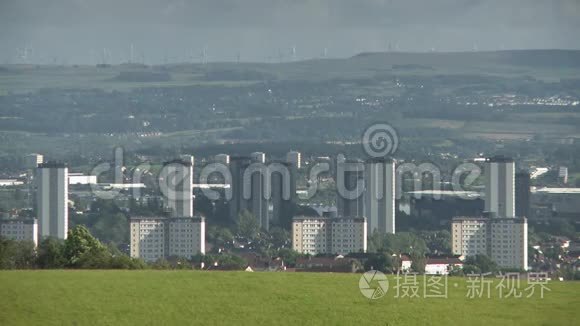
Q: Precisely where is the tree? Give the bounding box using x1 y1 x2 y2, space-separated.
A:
462 264 481 274
64 225 107 267
269 227 290 249
217 253 246 270
237 210 259 240
364 253 393 273
37 237 66 269
109 254 146 270
419 230 452 255
277 248 300 267
367 230 386 253
0 238 13 268
387 233 429 256
464 254 498 274
410 253 426 274
543 246 563 260
75 246 112 269
368 232 429 256
91 212 129 244
0 238 36 269
207 225 234 248
152 258 171 270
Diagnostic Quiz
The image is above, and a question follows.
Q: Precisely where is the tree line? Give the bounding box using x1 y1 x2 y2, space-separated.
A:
0 226 146 270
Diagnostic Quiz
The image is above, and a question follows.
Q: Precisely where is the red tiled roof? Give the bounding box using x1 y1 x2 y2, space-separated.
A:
426 257 463 265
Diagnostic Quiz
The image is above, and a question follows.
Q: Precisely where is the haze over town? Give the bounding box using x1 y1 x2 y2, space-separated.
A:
2 0 580 64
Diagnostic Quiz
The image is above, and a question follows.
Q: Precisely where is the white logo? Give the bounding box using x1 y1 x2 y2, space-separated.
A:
362 123 399 158
359 270 389 299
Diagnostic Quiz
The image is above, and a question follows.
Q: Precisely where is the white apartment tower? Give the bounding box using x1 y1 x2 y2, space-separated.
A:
330 217 368 255
452 216 528 270
489 217 528 270
24 153 44 169
249 153 269 230
163 157 194 218
364 158 396 234
130 217 166 262
250 152 266 164
286 151 301 169
0 218 39 247
214 154 230 165
484 156 515 218
25 153 44 208
130 217 205 262
36 162 68 239
336 160 365 218
292 216 367 255
167 217 205 257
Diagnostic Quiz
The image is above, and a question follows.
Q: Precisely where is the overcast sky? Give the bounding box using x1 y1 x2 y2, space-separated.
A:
1 0 579 64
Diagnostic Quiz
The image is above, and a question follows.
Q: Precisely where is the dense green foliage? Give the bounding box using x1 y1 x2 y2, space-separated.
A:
0 226 146 270
0 238 36 269
237 210 260 240
367 231 429 255
70 199 130 245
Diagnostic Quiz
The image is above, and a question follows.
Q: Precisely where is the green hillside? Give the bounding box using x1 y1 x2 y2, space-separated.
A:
1 50 579 94
0 271 577 325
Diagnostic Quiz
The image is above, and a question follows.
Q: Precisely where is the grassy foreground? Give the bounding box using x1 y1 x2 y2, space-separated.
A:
0 271 577 325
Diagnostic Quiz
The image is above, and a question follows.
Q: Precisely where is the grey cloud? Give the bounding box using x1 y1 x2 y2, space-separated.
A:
0 0 578 63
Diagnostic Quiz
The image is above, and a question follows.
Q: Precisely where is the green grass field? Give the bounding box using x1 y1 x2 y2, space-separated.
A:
0 271 577 325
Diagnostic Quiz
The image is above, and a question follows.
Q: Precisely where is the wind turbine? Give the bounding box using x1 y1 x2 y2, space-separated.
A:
130 43 134 63
201 46 208 64
17 46 32 63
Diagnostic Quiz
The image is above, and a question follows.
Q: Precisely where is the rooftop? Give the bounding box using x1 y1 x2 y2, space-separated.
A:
533 187 580 194
406 190 481 198
365 157 394 164
293 216 366 222
163 159 193 167
426 257 463 265
0 218 38 224
130 216 205 222
486 155 514 163
38 161 67 169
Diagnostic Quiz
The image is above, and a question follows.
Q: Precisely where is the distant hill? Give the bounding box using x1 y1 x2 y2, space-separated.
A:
113 71 171 82
1 49 580 93
351 50 580 68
